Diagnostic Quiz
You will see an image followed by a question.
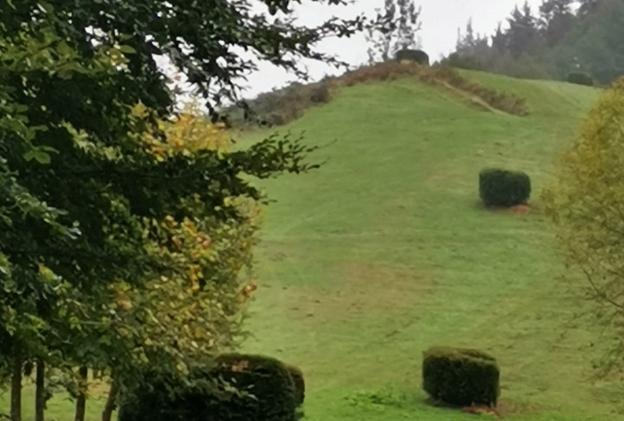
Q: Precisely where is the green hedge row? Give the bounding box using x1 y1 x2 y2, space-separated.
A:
118 354 305 421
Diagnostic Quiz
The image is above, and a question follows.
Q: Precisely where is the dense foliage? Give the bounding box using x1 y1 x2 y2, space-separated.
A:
422 347 500 407
545 78 624 372
0 1 363 420
479 169 531 207
118 354 297 421
447 0 624 85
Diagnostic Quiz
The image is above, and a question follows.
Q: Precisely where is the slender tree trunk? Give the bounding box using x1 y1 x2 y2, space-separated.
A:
35 359 45 421
73 367 88 421
10 355 22 421
101 379 119 421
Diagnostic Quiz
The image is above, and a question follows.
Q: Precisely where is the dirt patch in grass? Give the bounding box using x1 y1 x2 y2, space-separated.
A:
510 204 531 215
271 261 429 325
426 398 542 419
338 261 427 313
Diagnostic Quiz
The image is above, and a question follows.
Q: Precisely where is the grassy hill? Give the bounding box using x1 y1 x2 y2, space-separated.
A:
1 70 615 421
241 70 623 420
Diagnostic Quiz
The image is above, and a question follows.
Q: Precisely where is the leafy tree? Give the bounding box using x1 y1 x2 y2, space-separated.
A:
367 0 423 63
545 78 624 372
552 0 624 84
539 0 575 45
0 1 362 420
506 2 542 57
491 24 507 53
446 20 492 72
445 0 624 84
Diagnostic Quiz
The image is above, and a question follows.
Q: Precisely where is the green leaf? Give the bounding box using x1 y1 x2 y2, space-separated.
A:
23 149 52 164
119 45 137 54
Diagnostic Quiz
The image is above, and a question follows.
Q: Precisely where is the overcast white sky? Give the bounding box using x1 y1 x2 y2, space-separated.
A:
242 0 542 96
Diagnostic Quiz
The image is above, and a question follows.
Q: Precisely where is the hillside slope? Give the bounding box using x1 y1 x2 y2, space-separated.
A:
243 71 620 420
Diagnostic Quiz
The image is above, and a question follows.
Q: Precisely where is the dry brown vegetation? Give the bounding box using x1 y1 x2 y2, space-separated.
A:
228 62 529 129
339 62 529 116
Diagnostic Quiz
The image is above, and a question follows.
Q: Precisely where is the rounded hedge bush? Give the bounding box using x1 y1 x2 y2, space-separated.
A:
479 168 531 207
118 354 297 421
395 49 430 66
423 347 500 407
284 364 305 406
567 72 594 86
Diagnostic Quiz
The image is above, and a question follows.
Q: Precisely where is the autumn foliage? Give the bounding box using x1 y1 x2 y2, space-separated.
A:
545 79 624 366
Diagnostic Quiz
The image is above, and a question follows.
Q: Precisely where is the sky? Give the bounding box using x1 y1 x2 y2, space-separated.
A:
241 0 543 97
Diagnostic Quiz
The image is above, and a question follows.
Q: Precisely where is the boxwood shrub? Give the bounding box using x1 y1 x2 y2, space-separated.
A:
395 49 430 66
118 354 297 421
423 346 500 407
285 364 305 406
479 168 531 207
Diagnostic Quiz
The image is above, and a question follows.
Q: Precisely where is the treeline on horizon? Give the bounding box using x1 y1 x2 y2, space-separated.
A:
444 0 624 85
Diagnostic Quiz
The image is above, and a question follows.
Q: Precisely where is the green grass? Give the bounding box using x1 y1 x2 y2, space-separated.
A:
1 71 618 420
241 72 624 420
0 383 107 421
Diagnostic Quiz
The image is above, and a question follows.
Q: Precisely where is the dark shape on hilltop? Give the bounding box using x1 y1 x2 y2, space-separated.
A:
395 49 430 66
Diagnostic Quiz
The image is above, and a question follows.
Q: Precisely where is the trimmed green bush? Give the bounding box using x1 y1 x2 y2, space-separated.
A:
479 168 531 207
567 72 594 86
395 49 430 66
285 364 305 406
118 354 297 421
423 347 500 407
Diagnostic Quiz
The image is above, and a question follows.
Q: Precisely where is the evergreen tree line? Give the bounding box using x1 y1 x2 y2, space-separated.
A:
445 0 624 85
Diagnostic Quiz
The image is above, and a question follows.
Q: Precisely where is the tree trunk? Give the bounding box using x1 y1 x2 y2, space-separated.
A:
101 379 119 421
10 355 22 421
35 359 45 421
73 367 88 421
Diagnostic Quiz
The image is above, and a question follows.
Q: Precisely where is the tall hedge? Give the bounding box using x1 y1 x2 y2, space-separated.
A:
118 354 297 421
423 347 500 407
479 168 531 207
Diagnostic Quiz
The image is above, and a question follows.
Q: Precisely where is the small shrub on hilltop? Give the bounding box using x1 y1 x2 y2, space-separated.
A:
423 347 500 407
567 72 594 86
479 168 531 207
395 49 430 66
118 354 297 421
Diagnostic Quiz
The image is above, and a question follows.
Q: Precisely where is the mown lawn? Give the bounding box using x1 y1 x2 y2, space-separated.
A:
2 71 618 420
242 72 622 420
